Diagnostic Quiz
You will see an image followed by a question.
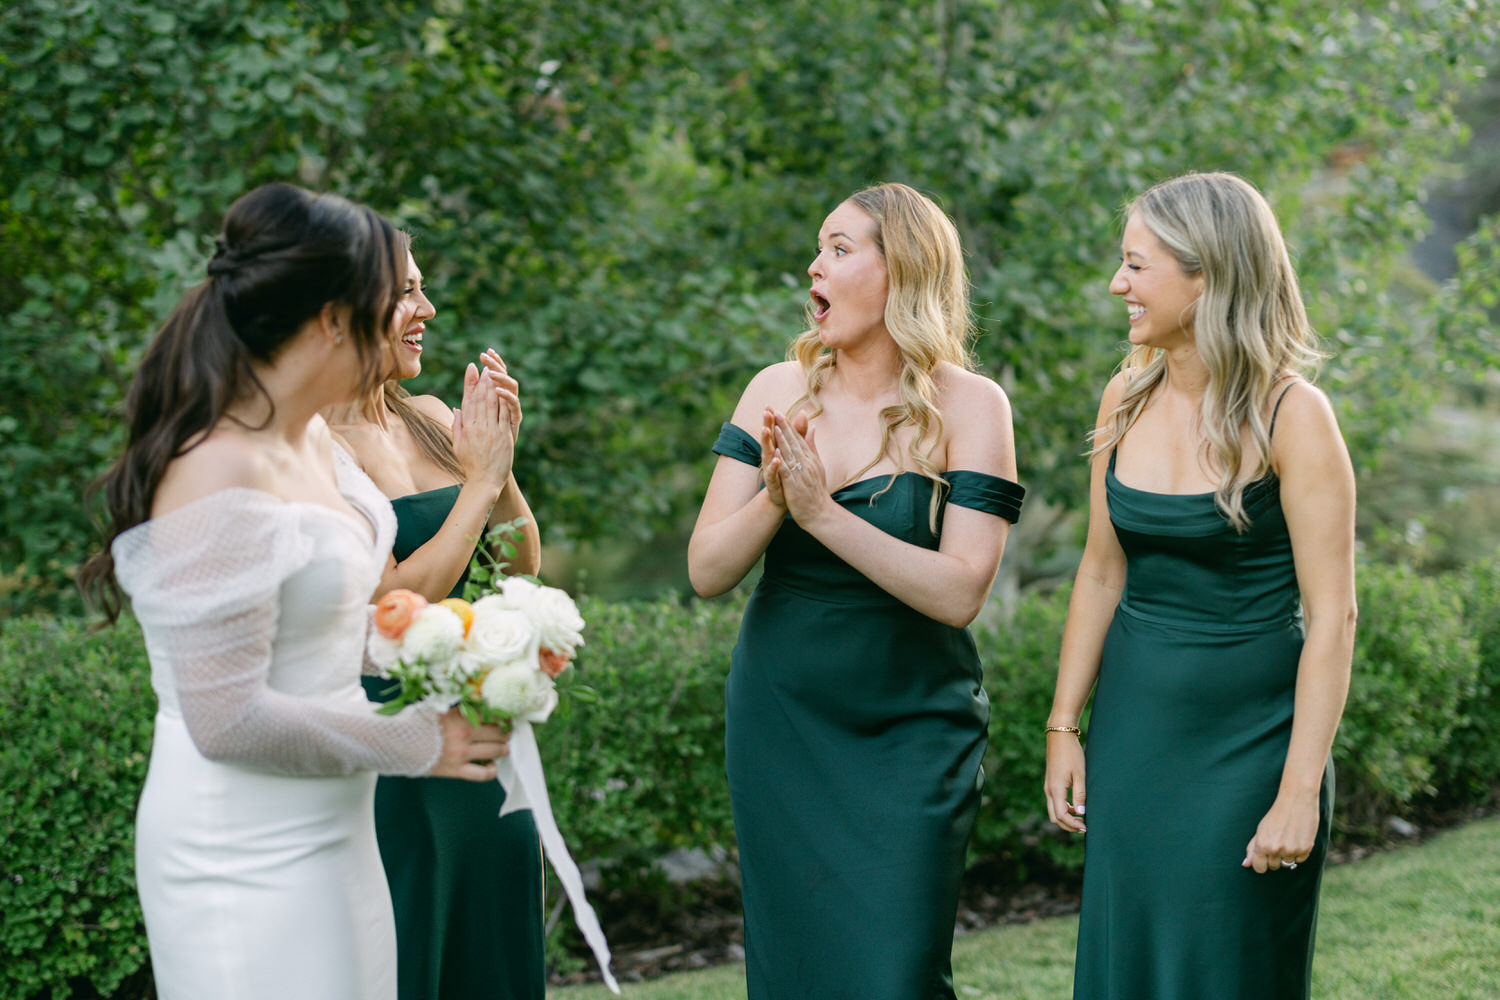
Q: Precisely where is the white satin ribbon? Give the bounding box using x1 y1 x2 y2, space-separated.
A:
497 720 620 994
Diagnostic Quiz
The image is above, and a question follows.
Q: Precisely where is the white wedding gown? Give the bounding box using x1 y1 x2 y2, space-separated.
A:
114 447 443 1000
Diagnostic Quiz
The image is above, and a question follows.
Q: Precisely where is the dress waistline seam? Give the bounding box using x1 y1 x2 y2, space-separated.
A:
1115 598 1300 635
757 575 910 609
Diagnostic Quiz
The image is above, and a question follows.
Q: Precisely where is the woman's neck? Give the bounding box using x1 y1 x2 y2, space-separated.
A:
323 385 392 430
1160 343 1209 402
827 337 905 403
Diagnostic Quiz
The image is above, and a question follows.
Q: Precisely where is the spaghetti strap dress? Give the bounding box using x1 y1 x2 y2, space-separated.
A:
1072 421 1334 999
712 422 1025 1000
362 485 546 1000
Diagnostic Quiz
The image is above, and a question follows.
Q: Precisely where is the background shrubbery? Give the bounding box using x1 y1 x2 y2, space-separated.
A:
6 559 1497 999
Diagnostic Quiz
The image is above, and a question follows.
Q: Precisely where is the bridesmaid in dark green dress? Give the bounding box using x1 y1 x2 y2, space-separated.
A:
328 243 546 1000
690 183 1024 999
1045 173 1357 1000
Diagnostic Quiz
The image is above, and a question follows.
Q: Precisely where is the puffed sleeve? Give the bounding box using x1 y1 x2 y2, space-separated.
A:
114 490 443 777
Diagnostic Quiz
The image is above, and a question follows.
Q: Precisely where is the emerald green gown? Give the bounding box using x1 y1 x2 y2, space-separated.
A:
1073 450 1334 1000
362 485 545 1000
712 423 1025 1000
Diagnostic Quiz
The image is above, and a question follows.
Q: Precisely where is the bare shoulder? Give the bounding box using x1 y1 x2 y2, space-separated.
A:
1100 369 1133 413
407 393 456 429
1271 380 1348 471
153 427 275 515
936 365 1017 476
936 363 1011 420
322 412 378 466
729 361 805 428
1271 380 1341 445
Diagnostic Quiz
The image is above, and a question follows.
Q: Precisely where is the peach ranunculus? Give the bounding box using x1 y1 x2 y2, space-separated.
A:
538 647 573 679
374 589 428 641
438 597 475 637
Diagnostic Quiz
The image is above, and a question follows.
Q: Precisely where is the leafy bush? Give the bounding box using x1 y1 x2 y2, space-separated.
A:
1338 561 1478 832
8 558 1500 994
1435 554 1500 806
971 583 1085 878
547 593 742 865
0 617 156 1000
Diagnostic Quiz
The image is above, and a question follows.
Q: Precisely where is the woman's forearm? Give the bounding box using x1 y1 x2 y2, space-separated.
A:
376 479 502 602
687 489 787 597
1049 563 1124 725
489 474 541 577
1280 605 1356 795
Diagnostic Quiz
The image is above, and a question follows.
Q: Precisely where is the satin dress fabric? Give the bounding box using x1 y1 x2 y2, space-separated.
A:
713 423 1024 1000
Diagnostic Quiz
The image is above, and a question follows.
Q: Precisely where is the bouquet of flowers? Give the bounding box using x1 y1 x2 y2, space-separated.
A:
366 576 584 725
366 575 619 994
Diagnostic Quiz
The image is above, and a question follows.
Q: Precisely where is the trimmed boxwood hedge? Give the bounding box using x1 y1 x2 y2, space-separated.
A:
4 558 1497 998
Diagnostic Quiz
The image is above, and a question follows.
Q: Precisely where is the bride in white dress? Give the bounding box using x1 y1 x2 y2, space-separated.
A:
79 184 511 1000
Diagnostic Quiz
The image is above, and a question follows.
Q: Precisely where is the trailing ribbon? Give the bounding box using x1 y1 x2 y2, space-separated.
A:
497 720 620 994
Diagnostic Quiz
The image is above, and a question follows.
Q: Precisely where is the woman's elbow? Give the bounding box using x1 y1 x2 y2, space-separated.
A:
688 565 730 599
938 591 987 628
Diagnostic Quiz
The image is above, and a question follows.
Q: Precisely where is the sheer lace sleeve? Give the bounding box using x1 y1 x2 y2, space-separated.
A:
114 490 442 777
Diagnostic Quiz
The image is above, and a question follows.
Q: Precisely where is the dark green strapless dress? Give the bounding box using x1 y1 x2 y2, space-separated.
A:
712 423 1025 1000
361 485 545 1000
1073 452 1334 1000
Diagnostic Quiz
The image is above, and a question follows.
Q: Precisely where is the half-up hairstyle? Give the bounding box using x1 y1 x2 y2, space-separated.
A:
1091 172 1324 530
788 182 976 529
80 182 406 621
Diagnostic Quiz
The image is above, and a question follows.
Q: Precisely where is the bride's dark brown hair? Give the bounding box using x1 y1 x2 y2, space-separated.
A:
78 183 406 623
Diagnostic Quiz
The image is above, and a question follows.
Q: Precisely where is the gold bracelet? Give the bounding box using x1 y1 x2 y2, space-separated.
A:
1045 725 1082 736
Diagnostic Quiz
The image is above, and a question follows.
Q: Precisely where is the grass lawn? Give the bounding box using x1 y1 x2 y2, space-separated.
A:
550 815 1500 999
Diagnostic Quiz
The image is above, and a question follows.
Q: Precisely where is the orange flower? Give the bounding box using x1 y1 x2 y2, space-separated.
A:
438 597 475 637
374 589 428 640
538 646 573 679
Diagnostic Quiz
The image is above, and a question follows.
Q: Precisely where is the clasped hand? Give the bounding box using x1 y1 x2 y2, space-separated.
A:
759 408 830 523
452 351 523 489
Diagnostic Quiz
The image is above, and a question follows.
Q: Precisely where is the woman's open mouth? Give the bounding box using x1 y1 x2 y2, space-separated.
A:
810 290 831 323
401 325 424 352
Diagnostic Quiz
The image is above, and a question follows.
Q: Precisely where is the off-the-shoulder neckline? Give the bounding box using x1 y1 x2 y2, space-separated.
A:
132 486 377 545
719 422 1020 491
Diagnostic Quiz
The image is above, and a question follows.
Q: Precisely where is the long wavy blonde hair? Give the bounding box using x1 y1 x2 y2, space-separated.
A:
788 183 976 528
1092 172 1324 530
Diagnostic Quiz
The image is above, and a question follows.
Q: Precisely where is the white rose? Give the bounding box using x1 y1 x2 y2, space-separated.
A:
479 660 556 720
400 604 465 666
502 577 585 656
366 630 400 673
466 600 540 665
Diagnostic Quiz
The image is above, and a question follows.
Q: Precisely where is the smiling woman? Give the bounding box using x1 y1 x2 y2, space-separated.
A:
76 184 512 1000
687 183 1025 1000
323 240 547 1000
1045 172 1357 1000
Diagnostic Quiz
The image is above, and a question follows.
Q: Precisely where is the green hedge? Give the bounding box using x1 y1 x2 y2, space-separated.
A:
5 560 1499 998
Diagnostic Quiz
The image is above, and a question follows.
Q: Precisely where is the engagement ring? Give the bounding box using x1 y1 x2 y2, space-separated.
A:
1283 861 1298 869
